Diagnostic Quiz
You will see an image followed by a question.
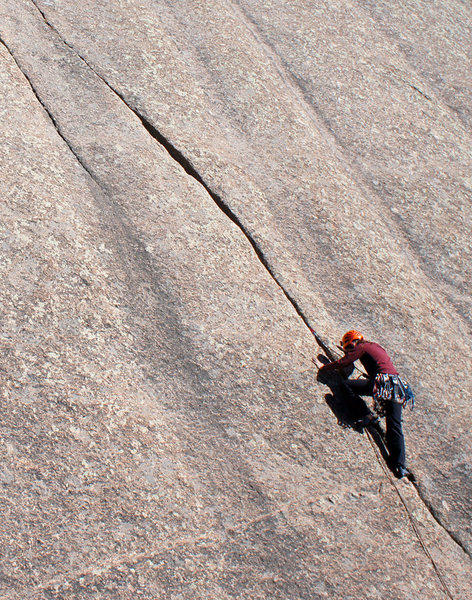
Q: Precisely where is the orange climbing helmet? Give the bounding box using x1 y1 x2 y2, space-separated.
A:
341 330 364 350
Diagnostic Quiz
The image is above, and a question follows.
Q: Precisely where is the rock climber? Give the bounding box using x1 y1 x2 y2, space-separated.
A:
313 330 414 479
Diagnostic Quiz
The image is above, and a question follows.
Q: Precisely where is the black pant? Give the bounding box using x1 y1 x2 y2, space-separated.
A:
346 378 406 468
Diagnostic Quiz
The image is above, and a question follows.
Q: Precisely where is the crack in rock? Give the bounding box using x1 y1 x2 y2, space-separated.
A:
27 0 334 357
227 0 472 333
411 480 471 559
8 0 472 567
0 37 98 189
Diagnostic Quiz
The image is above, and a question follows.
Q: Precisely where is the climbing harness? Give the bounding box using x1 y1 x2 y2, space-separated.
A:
373 373 415 416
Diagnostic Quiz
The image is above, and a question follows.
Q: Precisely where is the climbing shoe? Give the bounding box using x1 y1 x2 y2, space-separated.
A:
393 464 409 479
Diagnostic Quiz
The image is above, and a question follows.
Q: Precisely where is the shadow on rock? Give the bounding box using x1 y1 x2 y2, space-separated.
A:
316 355 390 464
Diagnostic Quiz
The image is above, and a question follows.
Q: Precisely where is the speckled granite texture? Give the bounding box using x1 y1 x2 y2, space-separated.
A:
0 1 471 598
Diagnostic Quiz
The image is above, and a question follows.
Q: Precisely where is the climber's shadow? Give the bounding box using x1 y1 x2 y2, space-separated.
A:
316 355 389 462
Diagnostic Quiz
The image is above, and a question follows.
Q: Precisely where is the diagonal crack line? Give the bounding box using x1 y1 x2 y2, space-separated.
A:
21 3 472 564
133 111 335 356
411 482 471 559
1 31 175 331
128 109 336 361
0 37 100 192
27 0 334 358
366 433 457 600
20 15 472 559
14 3 472 557
228 0 472 331
409 84 432 102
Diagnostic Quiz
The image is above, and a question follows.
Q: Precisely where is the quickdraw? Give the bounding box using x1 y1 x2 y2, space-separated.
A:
373 373 415 416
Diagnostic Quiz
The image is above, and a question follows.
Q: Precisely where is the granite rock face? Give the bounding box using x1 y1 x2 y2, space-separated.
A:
0 1 471 598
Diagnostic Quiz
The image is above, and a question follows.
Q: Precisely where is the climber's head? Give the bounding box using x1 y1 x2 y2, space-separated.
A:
341 330 364 351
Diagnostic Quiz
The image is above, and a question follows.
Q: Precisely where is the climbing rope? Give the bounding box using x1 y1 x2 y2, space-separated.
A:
365 431 455 600
306 324 455 598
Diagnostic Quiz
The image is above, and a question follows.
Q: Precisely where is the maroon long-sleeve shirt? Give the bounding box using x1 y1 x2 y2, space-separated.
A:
319 340 398 377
